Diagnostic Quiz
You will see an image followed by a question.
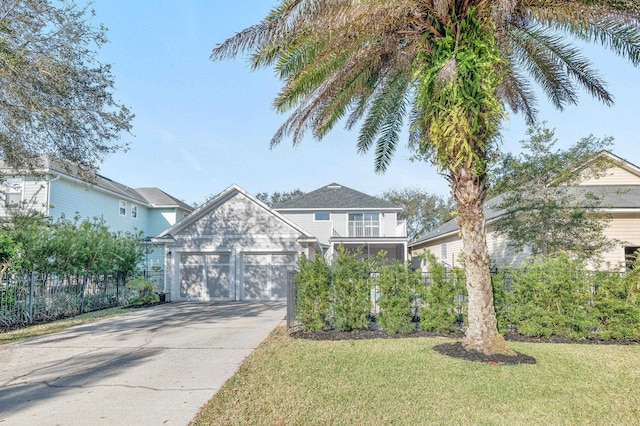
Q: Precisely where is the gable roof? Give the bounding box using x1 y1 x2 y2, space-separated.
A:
135 187 193 211
0 157 191 211
156 184 316 240
410 184 640 247
273 183 399 210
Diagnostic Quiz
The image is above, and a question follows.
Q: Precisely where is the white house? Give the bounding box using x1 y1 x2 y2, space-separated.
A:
153 183 408 302
153 185 321 302
409 152 640 270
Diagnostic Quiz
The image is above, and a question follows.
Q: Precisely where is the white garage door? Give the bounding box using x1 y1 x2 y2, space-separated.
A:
242 253 297 301
179 253 232 300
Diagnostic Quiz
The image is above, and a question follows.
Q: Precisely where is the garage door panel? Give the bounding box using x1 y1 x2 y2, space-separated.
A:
180 265 204 299
206 265 231 299
241 253 297 301
243 265 269 299
180 252 232 301
271 266 294 299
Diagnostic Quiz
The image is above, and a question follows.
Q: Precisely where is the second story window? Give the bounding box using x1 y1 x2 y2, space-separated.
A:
314 212 330 221
348 213 379 237
131 204 138 219
119 200 127 216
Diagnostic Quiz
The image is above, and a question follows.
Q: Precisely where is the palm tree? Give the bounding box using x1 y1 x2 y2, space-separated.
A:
211 0 640 355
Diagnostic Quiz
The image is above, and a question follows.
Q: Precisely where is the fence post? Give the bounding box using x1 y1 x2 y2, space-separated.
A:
287 271 296 330
79 274 88 314
28 272 35 324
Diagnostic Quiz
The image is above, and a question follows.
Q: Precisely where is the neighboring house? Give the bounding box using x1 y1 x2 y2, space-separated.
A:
274 183 409 262
409 152 640 270
0 158 193 270
152 185 320 302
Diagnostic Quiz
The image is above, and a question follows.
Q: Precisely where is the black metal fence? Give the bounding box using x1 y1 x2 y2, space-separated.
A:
0 272 132 329
286 270 473 330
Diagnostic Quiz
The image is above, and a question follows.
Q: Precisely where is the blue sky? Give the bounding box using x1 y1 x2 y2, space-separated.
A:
91 1 640 206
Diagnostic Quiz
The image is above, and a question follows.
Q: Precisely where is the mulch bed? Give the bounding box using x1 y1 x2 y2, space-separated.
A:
289 328 639 365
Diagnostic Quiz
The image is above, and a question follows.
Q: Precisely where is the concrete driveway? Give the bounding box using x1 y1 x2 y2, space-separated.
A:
0 301 286 425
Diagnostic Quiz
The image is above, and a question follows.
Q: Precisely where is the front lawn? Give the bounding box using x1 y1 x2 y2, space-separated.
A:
192 327 640 425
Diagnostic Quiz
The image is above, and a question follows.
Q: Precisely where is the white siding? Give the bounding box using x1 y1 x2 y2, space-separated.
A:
279 212 333 244
579 165 640 186
166 191 304 301
0 176 49 217
598 213 640 267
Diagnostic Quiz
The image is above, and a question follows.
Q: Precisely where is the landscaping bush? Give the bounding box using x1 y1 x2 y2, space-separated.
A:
375 261 421 334
419 254 465 333
491 267 511 333
126 277 159 305
505 253 595 339
591 269 640 340
293 254 332 331
331 246 372 331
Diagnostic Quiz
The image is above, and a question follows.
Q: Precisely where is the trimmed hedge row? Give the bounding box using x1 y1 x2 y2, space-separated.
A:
294 249 640 340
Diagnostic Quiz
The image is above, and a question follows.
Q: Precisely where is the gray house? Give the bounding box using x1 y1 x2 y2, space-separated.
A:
274 183 408 262
154 183 408 302
153 185 320 302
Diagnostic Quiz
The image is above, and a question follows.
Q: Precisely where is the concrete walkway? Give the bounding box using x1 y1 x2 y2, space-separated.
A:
0 301 286 425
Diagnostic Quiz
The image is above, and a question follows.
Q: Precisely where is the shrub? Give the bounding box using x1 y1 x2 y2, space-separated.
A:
419 254 464 333
491 267 511 333
506 253 595 339
375 262 421 334
126 277 159 305
294 254 332 331
591 269 640 340
331 245 372 331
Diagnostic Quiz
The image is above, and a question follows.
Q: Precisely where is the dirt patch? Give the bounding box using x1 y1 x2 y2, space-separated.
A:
433 342 537 365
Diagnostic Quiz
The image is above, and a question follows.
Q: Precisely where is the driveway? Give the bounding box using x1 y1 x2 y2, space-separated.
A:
0 301 286 425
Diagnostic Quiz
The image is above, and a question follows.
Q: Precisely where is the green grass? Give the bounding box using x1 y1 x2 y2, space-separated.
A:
0 306 135 345
192 328 640 425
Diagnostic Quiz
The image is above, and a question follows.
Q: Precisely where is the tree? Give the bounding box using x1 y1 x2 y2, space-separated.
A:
0 0 133 178
381 188 453 240
211 1 640 355
490 123 617 260
256 189 305 206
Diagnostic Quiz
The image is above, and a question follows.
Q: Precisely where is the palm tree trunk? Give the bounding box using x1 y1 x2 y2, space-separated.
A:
451 165 514 356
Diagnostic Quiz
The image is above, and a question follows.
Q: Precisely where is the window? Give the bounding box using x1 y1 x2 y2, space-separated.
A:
4 180 23 206
131 204 138 219
314 212 330 221
4 179 24 207
625 246 640 270
441 243 447 261
119 200 127 216
348 213 379 237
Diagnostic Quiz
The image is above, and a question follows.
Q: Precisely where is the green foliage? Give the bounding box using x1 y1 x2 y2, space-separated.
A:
414 8 504 172
491 268 511 333
0 0 133 176
293 254 332 331
126 277 159 305
380 188 454 240
331 246 372 331
505 253 595 339
255 189 305 207
375 262 421 334
490 123 616 259
419 254 466 333
591 268 640 340
1 212 147 274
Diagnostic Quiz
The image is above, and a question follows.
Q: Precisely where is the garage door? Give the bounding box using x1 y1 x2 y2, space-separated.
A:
179 253 232 300
242 253 297 301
